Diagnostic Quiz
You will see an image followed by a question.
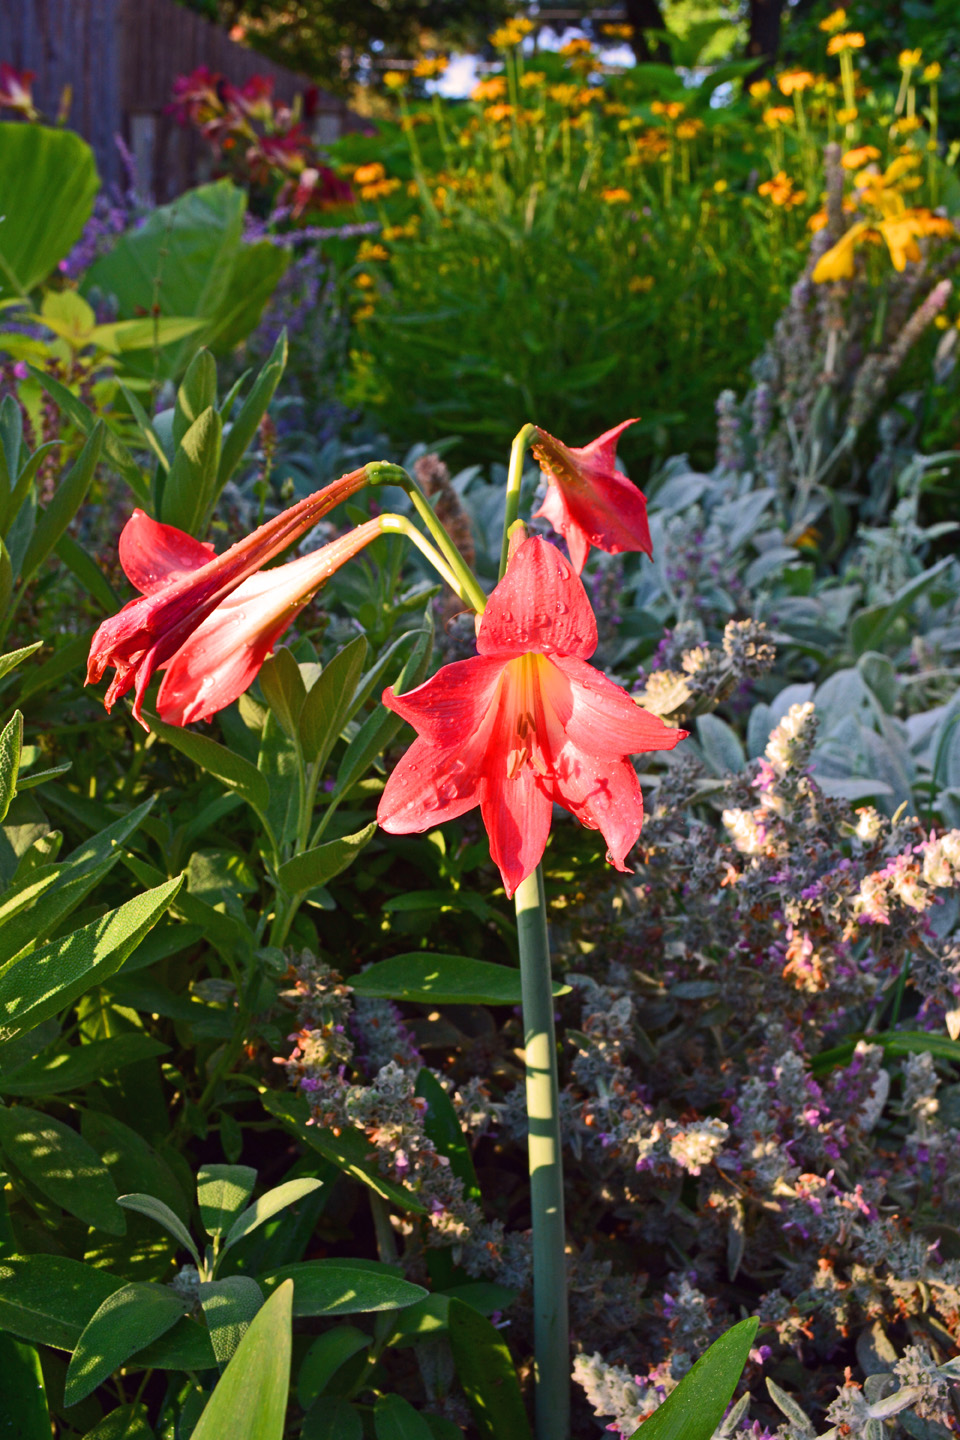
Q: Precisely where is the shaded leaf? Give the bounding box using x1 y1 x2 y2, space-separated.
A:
65 1282 187 1404
262 1259 427 1316
199 1275 264 1369
0 1104 124 1234
190 1278 293 1440
353 953 570 1007
448 1297 532 1440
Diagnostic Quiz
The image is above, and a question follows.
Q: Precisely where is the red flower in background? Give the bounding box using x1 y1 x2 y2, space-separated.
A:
0 64 38 121
87 470 369 725
378 536 685 897
532 420 652 574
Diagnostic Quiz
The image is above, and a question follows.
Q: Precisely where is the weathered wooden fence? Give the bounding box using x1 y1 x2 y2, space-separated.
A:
0 0 361 197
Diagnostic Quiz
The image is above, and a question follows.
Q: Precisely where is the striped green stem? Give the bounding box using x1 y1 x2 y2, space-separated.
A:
515 866 569 1440
500 423 538 579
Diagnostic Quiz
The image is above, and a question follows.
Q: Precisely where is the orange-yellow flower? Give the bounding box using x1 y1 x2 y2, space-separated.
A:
472 77 507 102
383 70 408 91
898 48 922 69
601 187 631 204
414 56 449 78
758 171 807 208
841 144 880 169
763 106 795 127
748 79 771 100
560 37 593 57
353 162 385 185
819 8 847 32
676 118 703 140
651 99 684 119
826 32 865 54
923 62 942 82
778 70 815 95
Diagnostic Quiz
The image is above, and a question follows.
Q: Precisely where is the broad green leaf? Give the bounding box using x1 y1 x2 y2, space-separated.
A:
299 633 368 767
81 1404 156 1439
200 1275 264 1368
626 1318 759 1440
259 645 306 742
56 531 120 611
297 1327 370 1409
0 875 182 1042
0 1033 167 1095
375 1394 435 1440
197 1163 257 1238
190 1278 292 1440
0 1332 48 1440
222 1177 324 1255
127 1315 216 1371
302 1398 363 1440
261 1260 427 1317
218 330 287 487
848 557 952 657
257 1087 427 1212
333 620 433 798
0 1252 121 1349
161 405 223 535
143 714 271 829
82 1111 191 1225
205 242 289 355
0 123 98 294
448 1298 532 1440
0 440 60 540
353 954 570 1007
695 714 745 775
813 1029 960 1073
0 708 22 823
0 1104 124 1233
20 422 105 586
276 824 376 897
65 1282 188 1404
174 348 218 445
24 366 149 505
117 1193 200 1267
415 1067 480 1198
0 640 42 684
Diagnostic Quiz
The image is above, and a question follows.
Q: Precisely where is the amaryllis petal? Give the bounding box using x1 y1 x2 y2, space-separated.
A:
119 510 215 595
87 467 369 724
156 519 384 726
378 736 485 833
477 537 597 660
382 656 506 748
532 420 652 574
551 752 646 871
481 767 554 899
552 654 687 760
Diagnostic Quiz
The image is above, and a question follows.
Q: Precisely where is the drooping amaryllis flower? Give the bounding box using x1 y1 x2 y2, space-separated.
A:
87 468 369 724
154 517 385 725
377 536 685 897
531 420 652 574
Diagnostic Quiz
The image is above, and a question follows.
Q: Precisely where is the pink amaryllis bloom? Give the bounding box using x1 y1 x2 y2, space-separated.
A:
0 65 38 120
377 536 685 897
532 420 652 574
87 468 369 724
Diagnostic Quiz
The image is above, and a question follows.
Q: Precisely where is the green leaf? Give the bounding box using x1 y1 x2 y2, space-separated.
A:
0 1033 168 1095
197 1164 257 1237
143 714 271 830
259 646 306 742
261 1260 427 1317
116 1193 200 1267
415 1067 480 1199
0 123 98 294
353 953 570 1007
333 621 433 798
199 1275 264 1369
257 1087 427 1213
0 1252 121 1349
205 243 289 356
0 640 42 684
56 532 121 611
20 422 105 587
848 557 952 657
217 330 287 487
0 1104 124 1233
81 1404 156 1440
190 1278 292 1440
161 405 223 536
448 1298 532 1440
276 824 377 897
65 1282 188 1405
299 633 368 767
82 1111 190 1225
375 1394 435 1440
0 1332 48 1440
626 1317 759 1440
127 1316 217 1371
175 349 218 446
0 708 22 823
222 1177 325 1255
0 875 182 1043
302 1398 363 1440
297 1327 370 1409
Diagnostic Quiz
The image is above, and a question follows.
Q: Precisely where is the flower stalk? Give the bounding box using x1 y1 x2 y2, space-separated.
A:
500 422 538 578
516 865 569 1440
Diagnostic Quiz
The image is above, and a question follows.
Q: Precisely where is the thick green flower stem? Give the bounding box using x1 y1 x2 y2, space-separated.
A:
500 423 538 579
366 463 487 614
515 866 570 1440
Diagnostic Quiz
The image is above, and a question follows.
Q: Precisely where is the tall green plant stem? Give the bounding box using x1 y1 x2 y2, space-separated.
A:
500 424 538 578
515 866 569 1440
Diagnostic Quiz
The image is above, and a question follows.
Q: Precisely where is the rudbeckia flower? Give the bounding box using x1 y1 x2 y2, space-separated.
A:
87 469 370 723
377 536 685 897
531 420 652 573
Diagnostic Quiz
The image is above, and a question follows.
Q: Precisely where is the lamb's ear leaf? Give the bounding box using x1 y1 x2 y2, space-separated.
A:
626 1318 759 1440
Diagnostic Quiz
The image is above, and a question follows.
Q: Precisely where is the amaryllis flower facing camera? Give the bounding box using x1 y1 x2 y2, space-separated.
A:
377 536 685 896
532 420 652 574
87 469 369 724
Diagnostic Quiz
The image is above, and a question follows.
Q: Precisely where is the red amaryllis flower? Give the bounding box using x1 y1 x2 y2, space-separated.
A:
532 419 652 574
87 469 369 725
0 64 38 120
377 536 685 897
